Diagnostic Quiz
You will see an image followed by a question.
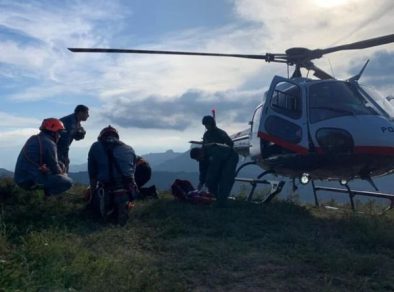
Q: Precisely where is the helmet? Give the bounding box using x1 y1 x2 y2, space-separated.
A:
202 115 216 126
98 125 119 141
39 118 65 132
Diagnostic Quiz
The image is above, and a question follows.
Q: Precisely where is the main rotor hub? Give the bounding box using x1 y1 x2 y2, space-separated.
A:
285 47 323 65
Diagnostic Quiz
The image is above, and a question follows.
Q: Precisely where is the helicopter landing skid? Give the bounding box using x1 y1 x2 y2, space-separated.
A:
234 177 285 203
312 184 394 213
233 164 285 203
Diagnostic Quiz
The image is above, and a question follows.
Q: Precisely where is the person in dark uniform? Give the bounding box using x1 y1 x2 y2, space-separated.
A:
87 125 138 225
134 156 158 199
201 115 233 147
58 104 89 172
14 118 73 196
190 144 239 207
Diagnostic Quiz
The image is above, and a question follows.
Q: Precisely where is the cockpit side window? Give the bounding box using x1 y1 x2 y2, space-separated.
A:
270 82 302 119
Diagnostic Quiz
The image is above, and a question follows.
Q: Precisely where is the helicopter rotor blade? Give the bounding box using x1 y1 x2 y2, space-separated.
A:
68 33 394 80
319 33 394 56
68 48 275 61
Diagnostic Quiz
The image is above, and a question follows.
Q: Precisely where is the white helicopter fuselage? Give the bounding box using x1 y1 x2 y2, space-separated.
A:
233 76 394 181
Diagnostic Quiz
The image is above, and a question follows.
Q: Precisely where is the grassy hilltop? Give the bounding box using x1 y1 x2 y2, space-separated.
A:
0 178 394 291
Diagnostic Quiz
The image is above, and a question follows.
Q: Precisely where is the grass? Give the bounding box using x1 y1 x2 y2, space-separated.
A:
0 177 394 291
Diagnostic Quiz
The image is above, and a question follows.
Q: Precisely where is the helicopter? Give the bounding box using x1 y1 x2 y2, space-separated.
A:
68 33 394 210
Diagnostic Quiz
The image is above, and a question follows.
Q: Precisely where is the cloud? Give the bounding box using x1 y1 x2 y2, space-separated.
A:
100 87 264 130
351 50 394 95
0 128 37 147
0 112 40 148
0 0 129 101
0 111 40 127
1 0 394 158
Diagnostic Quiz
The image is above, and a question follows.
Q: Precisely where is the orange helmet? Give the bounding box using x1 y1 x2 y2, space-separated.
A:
98 125 119 140
39 118 65 132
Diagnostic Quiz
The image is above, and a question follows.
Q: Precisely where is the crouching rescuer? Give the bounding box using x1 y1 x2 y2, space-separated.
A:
190 144 239 207
87 125 139 225
14 118 73 196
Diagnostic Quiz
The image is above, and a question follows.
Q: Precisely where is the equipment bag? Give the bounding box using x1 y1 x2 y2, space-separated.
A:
171 179 214 205
171 179 194 200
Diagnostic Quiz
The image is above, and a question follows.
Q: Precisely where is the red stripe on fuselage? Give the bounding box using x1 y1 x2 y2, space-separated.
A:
259 132 394 156
354 146 394 155
258 132 309 155
313 146 394 156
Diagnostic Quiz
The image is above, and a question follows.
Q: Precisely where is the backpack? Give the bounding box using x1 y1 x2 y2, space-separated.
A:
87 142 134 225
171 179 215 205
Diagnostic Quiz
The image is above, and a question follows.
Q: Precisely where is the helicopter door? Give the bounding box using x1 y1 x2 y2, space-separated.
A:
249 103 264 159
259 76 309 157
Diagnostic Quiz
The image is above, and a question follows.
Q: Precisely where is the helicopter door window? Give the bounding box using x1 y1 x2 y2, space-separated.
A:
265 116 302 144
271 82 302 119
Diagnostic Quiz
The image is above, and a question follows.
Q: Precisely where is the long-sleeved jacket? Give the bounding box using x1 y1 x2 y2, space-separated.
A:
202 127 234 147
14 132 64 184
198 144 238 188
88 140 136 189
57 113 80 161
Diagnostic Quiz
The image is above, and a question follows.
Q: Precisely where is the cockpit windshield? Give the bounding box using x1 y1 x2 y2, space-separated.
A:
308 81 381 123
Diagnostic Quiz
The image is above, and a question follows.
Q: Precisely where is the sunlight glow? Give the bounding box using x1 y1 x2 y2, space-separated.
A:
314 0 349 8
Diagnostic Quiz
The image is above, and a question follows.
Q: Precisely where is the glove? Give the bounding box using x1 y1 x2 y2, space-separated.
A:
74 127 86 140
197 183 204 191
58 161 66 173
128 182 140 200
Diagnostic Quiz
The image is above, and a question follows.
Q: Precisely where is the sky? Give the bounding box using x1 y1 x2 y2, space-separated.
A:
1 0 394 171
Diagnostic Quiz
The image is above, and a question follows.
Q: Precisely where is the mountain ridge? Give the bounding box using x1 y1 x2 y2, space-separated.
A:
0 168 13 178
2 150 393 201
68 149 183 172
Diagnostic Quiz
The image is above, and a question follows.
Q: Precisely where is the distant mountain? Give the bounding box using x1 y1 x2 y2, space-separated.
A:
0 168 13 178
68 149 393 196
3 146 393 203
69 170 199 191
141 149 183 168
69 163 87 173
155 150 198 172
68 149 183 173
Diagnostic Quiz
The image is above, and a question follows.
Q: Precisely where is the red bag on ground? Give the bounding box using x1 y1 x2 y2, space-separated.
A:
171 179 214 204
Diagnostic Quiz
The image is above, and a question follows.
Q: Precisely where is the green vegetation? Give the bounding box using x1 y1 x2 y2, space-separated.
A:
1 177 394 291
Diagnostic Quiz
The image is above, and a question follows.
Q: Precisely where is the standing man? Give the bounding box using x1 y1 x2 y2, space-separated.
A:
190 144 239 207
14 118 73 196
201 115 233 147
58 104 89 172
88 125 138 225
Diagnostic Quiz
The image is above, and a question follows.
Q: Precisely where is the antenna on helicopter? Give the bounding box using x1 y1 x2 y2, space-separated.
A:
348 59 370 81
211 109 216 120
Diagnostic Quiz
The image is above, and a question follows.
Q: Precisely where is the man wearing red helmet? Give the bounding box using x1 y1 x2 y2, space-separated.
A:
87 125 138 225
14 118 73 196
